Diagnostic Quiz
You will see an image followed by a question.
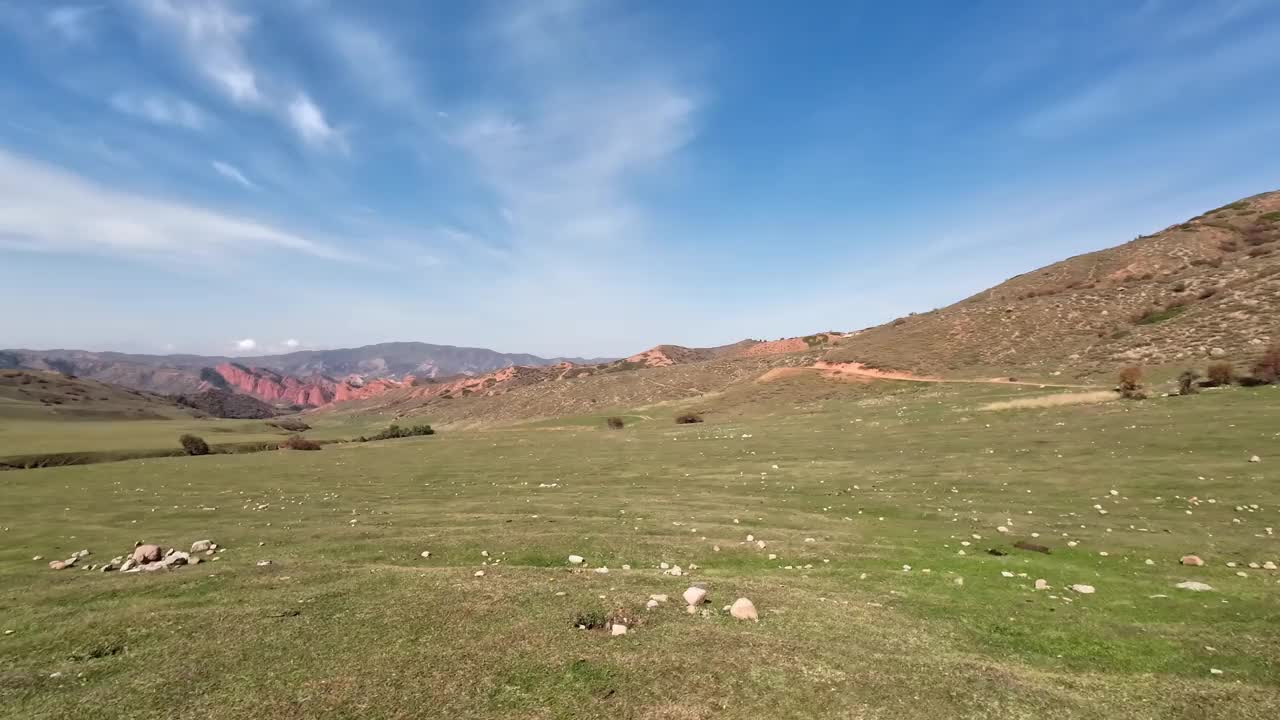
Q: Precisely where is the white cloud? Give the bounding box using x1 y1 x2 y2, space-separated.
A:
0 147 353 262
132 0 343 150
211 160 257 189
110 92 208 130
235 338 257 351
283 338 299 349
133 0 261 105
46 6 98 43
287 93 343 150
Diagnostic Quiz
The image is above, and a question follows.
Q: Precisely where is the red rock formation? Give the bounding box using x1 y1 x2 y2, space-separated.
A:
210 363 409 408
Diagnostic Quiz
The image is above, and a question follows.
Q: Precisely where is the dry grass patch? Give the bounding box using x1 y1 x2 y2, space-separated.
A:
979 390 1119 411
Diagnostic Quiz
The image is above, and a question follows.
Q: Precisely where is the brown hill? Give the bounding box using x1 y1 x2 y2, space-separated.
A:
826 191 1280 376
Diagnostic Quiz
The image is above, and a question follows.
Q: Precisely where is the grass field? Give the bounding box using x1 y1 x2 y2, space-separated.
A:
1 377 1278 718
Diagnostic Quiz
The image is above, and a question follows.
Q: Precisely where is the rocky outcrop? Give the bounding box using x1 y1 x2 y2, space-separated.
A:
208 363 407 408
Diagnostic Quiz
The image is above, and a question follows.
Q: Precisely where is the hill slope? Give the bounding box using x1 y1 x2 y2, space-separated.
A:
0 369 196 422
827 191 1280 375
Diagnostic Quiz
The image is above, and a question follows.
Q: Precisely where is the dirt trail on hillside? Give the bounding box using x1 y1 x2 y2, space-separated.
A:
757 361 1098 390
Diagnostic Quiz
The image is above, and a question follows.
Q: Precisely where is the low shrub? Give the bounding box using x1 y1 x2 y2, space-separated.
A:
1253 345 1280 384
179 434 210 456
605 416 625 430
281 435 322 451
1118 366 1146 400
675 412 704 424
363 424 435 441
1177 369 1200 396
1206 362 1234 386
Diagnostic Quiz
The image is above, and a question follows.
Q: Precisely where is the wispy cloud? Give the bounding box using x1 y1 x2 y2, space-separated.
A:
287 93 344 150
0 147 351 262
132 0 261 105
325 21 421 110
46 5 100 44
211 160 257 189
132 0 344 150
451 4 698 253
234 338 256 351
1021 20 1280 138
110 91 208 130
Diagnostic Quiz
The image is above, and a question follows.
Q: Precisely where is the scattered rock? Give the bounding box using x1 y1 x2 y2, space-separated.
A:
1210 668 1224 675
1069 584 1096 594
474 570 485 577
649 594 668 603
1034 579 1049 591
610 624 628 636
729 597 758 621
190 540 215 553
1249 455 1261 463
1175 581 1214 592
119 558 137 572
1180 555 1205 567
420 551 431 559
132 544 163 564
48 560 67 571
683 586 708 607
1014 541 1050 554
646 599 659 609
256 560 272 567
1264 561 1277 571
594 567 609 574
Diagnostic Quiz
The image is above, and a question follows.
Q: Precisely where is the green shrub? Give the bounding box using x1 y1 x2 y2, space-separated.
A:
675 412 704 424
605 416 625 430
179 434 210 456
1134 304 1187 325
364 423 435 441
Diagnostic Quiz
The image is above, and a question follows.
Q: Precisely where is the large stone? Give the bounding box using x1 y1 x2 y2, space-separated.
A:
729 598 758 621
610 624 628 636
132 544 164 564
683 586 708 606
1180 555 1205 567
568 554 585 565
190 540 214 554
1249 455 1262 463
1175 581 1214 592
48 560 67 570
1069 584 1096 594
1034 579 1049 591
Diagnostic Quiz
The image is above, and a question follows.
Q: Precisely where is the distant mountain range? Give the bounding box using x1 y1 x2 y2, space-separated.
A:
0 342 616 399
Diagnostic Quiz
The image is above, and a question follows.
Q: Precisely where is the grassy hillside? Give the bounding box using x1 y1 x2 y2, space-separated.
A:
1 379 1277 718
0 370 194 422
828 191 1280 375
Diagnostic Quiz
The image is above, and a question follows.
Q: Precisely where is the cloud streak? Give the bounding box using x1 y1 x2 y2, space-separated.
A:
1021 20 1280 138
110 92 208 130
0 147 351 262
211 160 257 189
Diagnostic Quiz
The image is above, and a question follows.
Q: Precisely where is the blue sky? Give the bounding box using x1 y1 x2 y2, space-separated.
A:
1 0 1278 358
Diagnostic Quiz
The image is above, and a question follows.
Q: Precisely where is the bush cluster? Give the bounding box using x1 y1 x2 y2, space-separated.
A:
357 424 435 442
179 434 210 456
281 435 322 451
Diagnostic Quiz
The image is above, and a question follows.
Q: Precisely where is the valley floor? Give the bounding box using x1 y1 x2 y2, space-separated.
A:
1 378 1278 719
